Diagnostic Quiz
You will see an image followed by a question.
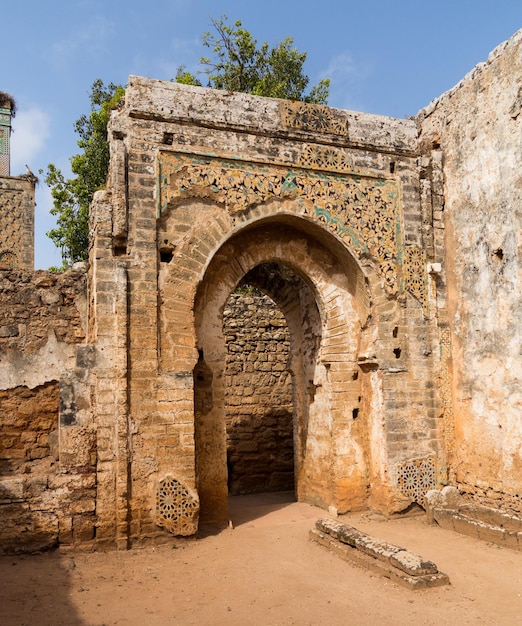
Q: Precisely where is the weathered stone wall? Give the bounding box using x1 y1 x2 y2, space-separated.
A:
0 266 96 553
88 73 445 542
224 291 294 494
0 175 35 270
418 29 522 514
0 383 59 475
0 269 87 353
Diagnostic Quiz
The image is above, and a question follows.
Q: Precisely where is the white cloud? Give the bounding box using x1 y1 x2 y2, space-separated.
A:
10 107 51 174
320 51 372 111
321 52 358 84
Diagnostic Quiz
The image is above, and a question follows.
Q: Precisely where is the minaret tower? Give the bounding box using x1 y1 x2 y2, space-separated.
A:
0 92 35 270
0 92 14 176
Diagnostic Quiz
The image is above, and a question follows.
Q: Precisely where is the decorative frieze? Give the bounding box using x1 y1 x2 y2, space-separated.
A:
279 101 350 136
159 151 405 292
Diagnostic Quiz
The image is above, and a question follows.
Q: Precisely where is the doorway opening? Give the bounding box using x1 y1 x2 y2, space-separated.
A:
193 218 368 524
223 286 294 495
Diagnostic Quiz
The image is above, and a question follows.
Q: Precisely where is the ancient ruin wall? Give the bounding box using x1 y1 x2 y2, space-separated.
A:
418 29 522 513
0 266 96 552
224 291 294 494
0 175 35 270
89 74 445 542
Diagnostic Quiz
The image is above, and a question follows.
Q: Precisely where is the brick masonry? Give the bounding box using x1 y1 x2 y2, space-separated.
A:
224 291 294 495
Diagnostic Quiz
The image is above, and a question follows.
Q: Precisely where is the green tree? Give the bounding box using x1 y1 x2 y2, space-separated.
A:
43 80 124 268
177 15 329 104
46 18 329 267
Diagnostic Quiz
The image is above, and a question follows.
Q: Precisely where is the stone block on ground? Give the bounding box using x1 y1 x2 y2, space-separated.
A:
311 519 449 590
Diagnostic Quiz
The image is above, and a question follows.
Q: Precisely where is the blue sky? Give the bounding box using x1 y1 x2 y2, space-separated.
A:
3 0 522 268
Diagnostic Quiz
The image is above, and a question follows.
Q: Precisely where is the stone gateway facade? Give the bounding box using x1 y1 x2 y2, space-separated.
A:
1 30 521 551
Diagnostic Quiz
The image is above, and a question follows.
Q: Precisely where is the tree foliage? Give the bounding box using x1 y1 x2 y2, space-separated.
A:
44 80 124 268
46 18 329 268
177 15 329 104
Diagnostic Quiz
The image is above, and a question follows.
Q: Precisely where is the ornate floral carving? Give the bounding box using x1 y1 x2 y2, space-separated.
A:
158 151 427 303
280 101 349 136
403 246 428 312
159 151 400 290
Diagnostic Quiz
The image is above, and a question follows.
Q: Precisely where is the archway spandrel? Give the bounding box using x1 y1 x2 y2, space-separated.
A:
158 150 404 293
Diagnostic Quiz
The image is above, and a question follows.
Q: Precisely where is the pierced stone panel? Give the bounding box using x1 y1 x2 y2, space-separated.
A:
156 476 199 536
396 456 437 504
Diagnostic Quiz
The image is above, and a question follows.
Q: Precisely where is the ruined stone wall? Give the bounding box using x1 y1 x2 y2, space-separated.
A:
0 266 96 552
418 29 522 514
224 291 294 494
0 175 35 270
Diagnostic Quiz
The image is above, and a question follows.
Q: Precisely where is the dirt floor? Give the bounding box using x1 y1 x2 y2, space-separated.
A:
1 492 521 625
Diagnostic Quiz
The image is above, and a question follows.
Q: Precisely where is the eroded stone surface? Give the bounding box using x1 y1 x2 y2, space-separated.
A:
390 550 438 576
418 29 522 515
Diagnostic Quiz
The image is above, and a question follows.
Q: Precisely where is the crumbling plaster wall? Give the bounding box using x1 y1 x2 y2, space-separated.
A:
0 266 96 552
418 29 522 513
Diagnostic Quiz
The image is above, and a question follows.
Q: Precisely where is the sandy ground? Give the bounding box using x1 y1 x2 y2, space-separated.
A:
1 492 521 626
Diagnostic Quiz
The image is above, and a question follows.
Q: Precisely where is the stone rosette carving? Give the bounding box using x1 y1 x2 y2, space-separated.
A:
297 144 353 172
279 101 350 136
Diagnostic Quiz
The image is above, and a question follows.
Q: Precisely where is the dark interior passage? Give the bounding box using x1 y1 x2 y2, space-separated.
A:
223 287 294 495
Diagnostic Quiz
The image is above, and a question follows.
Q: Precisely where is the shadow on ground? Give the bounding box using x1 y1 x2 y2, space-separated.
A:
228 490 322 527
0 549 84 626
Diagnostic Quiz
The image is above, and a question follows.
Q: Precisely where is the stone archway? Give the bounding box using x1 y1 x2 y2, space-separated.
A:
85 78 448 545
194 215 371 524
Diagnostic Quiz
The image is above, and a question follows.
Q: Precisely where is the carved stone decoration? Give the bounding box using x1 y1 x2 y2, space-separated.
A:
158 151 403 292
297 144 353 172
0 250 17 268
396 456 437 504
280 101 350 136
403 246 429 313
156 476 199 535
